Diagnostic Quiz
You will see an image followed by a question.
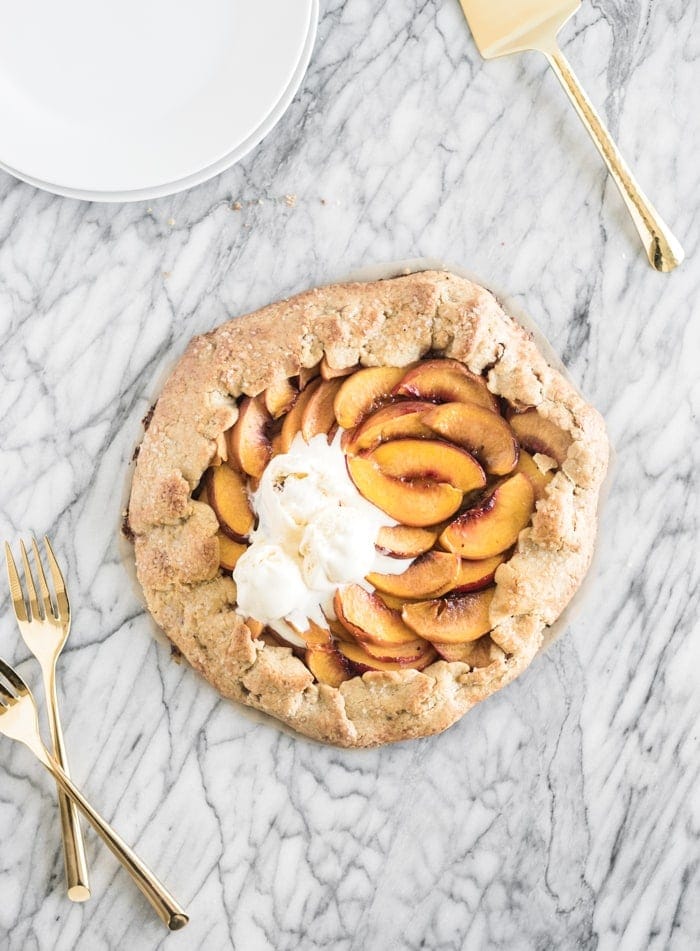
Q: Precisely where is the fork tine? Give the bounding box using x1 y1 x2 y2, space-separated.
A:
43 536 70 623
19 540 41 621
4 544 28 623
31 537 54 620
0 680 15 704
0 658 29 697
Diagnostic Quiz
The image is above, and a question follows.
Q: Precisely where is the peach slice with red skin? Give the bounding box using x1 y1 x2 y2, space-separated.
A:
264 378 298 419
515 449 554 501
450 554 505 593
306 648 354 687
439 472 535 559
346 455 463 527
301 378 344 441
226 396 272 479
394 360 498 413
402 588 495 644
334 584 420 646
423 402 519 476
333 366 406 429
206 464 253 541
509 409 572 465
370 438 486 493
337 638 437 672
279 377 322 452
346 400 435 452
375 525 438 559
366 551 461 600
218 534 247 572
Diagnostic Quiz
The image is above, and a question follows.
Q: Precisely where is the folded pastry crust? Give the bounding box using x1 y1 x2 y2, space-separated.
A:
128 271 609 747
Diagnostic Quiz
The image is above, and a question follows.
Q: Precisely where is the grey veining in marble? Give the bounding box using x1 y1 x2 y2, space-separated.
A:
0 1 698 949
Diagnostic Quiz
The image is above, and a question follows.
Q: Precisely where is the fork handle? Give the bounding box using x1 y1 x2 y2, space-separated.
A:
43 667 91 902
37 751 189 930
543 43 684 272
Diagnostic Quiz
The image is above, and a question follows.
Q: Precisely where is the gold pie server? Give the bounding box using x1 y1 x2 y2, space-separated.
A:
458 0 684 272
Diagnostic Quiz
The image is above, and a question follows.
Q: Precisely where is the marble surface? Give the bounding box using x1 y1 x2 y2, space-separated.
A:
0 1 698 949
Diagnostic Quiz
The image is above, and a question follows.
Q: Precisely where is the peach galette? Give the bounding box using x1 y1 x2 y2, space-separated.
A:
128 271 608 747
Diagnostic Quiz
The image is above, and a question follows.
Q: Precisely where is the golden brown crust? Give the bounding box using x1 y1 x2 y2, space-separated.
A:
128 270 609 747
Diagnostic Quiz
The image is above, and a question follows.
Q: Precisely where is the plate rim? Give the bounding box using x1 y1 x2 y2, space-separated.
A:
0 0 318 203
0 0 314 192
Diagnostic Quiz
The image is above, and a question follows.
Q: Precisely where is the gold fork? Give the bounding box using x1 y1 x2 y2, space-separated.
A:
4 538 90 902
0 656 189 930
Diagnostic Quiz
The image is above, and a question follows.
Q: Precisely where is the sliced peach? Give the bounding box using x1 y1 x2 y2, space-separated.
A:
367 551 461 599
301 378 344 441
423 402 518 475
279 377 322 452
245 617 265 638
359 636 434 665
226 396 272 479
515 450 554 500
320 356 357 380
370 438 486 493
270 432 284 457
337 638 437 672
451 554 505 593
333 366 406 429
287 619 334 650
509 409 571 465
402 588 495 644
439 472 535 558
207 464 253 541
375 592 410 611
395 360 498 412
298 363 321 390
375 525 438 558
264 378 298 419
326 616 353 642
347 400 435 452
347 456 462 527
433 635 498 666
218 534 247 572
334 584 420 646
306 648 354 687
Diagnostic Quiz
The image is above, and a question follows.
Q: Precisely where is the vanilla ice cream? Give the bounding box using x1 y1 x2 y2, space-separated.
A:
233 431 413 644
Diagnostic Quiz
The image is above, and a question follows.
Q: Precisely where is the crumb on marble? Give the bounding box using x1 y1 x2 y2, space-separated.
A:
284 194 297 208
167 217 176 227
232 201 242 211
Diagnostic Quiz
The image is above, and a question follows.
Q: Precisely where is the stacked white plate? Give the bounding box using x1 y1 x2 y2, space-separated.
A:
0 0 318 201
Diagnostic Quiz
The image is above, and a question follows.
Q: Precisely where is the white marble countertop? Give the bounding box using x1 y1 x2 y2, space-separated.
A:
0 2 697 949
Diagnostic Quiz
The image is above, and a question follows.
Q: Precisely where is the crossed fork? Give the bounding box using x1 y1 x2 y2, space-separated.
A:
1 538 188 930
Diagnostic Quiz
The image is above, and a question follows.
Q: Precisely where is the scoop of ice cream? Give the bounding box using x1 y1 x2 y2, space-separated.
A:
300 505 377 589
234 543 307 622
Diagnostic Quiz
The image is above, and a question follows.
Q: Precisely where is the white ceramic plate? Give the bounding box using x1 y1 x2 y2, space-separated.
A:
0 0 313 193
0 1 318 202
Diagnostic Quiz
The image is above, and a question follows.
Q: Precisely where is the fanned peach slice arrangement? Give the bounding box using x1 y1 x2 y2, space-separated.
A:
197 355 573 687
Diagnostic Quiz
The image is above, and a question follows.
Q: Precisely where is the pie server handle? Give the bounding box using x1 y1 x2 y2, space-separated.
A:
544 43 684 273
